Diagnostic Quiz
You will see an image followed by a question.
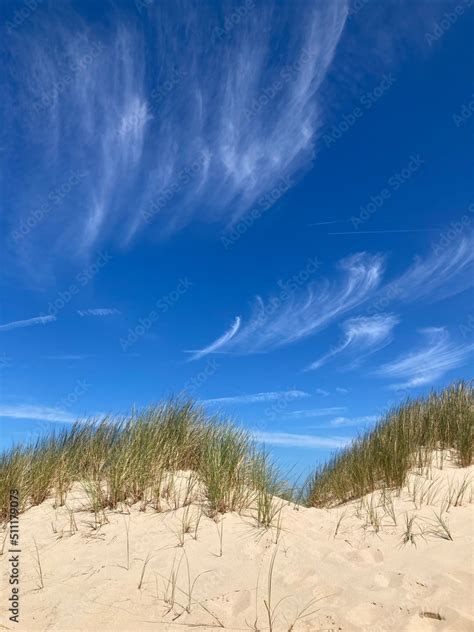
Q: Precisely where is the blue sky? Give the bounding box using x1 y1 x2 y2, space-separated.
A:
1 0 473 480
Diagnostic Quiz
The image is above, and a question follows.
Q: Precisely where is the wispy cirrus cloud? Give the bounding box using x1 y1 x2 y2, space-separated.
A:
325 415 377 427
77 308 120 317
200 390 310 406
252 430 349 450
3 1 348 270
315 388 330 397
376 327 474 389
315 387 350 396
385 234 474 303
3 1 465 282
189 253 384 358
0 403 106 423
307 313 399 370
187 234 474 365
186 317 241 362
0 314 56 332
44 354 93 361
0 404 77 423
287 406 347 419
4 19 148 264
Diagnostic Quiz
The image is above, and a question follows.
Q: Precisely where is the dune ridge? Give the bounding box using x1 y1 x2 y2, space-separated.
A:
0 458 473 631
1 383 473 630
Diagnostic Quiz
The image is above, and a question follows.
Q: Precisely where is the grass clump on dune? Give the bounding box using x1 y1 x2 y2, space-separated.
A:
0 401 285 524
1 382 472 521
307 381 474 507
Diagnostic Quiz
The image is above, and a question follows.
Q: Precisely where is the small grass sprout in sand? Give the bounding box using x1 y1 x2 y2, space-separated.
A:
425 511 454 541
400 513 424 547
33 537 44 590
138 551 152 590
255 546 330 632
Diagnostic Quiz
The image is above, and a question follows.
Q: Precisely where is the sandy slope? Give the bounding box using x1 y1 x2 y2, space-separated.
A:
1 461 473 631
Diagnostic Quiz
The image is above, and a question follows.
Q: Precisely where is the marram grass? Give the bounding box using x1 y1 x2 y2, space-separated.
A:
0 383 472 522
0 400 288 524
306 381 473 507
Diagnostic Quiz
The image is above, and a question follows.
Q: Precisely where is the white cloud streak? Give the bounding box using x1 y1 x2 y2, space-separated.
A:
3 1 349 266
190 234 474 364
315 388 330 396
385 234 474 304
44 354 92 360
189 253 384 358
252 431 349 449
327 415 377 427
186 316 241 361
0 315 56 332
287 406 347 419
307 313 399 370
77 308 120 317
0 404 77 423
376 327 474 389
200 390 310 406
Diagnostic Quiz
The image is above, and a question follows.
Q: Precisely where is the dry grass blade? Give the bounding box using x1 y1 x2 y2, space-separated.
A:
400 513 424 547
138 551 152 590
33 537 44 590
333 510 346 539
287 593 333 631
426 511 453 541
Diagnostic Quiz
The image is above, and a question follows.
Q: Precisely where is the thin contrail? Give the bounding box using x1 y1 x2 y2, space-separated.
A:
309 220 341 226
328 229 440 235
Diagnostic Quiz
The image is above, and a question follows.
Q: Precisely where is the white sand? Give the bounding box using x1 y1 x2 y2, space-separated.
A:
1 459 473 631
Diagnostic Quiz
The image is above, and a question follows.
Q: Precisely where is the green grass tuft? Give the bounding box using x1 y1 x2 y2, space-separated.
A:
0 400 286 522
1 382 472 520
306 381 473 507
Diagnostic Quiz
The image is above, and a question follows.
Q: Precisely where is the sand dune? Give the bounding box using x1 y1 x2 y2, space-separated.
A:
1 459 473 631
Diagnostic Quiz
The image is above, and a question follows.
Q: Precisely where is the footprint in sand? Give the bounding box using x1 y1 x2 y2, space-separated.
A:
371 572 391 588
339 547 384 564
388 572 404 588
401 575 436 599
232 589 251 616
